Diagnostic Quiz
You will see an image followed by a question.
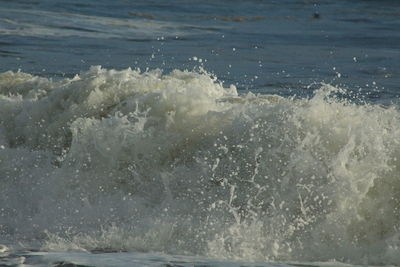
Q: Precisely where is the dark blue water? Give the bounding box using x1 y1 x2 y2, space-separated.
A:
1 0 399 99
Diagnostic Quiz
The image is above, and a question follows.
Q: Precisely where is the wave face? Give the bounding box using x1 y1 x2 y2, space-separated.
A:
1 66 400 265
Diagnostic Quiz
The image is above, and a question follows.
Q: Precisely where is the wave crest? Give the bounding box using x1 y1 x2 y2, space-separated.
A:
1 67 400 265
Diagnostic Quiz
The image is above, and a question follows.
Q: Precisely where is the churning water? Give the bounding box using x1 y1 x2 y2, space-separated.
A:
1 0 400 266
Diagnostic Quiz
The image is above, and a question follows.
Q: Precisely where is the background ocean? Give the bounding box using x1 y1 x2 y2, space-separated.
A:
1 0 400 266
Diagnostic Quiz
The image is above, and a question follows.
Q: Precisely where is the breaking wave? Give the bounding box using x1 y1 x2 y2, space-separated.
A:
1 66 400 265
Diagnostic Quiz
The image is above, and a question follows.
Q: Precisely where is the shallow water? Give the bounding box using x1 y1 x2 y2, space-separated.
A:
2 250 360 267
1 1 400 267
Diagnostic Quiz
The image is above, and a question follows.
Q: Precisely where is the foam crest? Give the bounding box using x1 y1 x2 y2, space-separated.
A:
1 67 400 265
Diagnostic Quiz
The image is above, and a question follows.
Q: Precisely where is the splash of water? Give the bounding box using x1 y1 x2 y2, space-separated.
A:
1 66 400 265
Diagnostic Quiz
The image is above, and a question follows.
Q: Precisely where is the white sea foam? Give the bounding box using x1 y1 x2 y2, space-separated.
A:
0 244 9 254
1 66 400 265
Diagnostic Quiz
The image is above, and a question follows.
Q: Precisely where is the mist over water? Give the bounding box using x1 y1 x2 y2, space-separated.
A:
0 66 400 265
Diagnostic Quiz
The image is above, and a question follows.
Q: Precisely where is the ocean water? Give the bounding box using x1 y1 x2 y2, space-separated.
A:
1 0 400 266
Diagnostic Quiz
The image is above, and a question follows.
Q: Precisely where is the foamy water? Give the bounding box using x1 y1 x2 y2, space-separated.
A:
1 67 400 266
1 0 400 266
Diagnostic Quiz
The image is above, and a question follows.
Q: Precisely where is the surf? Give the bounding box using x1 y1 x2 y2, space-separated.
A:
1 66 400 265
